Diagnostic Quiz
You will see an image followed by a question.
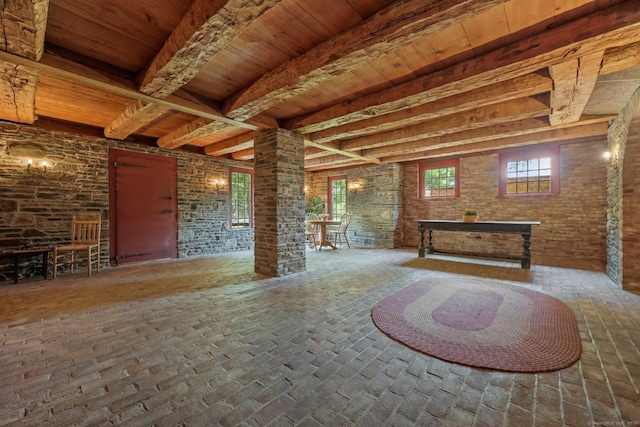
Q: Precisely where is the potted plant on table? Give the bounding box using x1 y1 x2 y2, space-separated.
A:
305 195 324 215
463 209 478 222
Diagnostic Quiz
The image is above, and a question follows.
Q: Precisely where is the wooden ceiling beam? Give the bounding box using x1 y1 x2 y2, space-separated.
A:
157 109 278 149
601 42 640 75
305 143 344 160
363 115 613 158
222 0 508 121
104 0 282 140
0 61 40 124
231 148 254 161
283 1 640 134
157 118 230 150
200 129 377 166
306 116 611 169
0 0 48 124
104 101 172 140
0 50 260 130
305 159 368 172
304 139 380 165
340 96 550 152
199 131 379 165
380 121 610 163
307 72 552 144
305 154 366 168
139 0 281 97
204 132 254 156
0 0 48 61
548 51 603 126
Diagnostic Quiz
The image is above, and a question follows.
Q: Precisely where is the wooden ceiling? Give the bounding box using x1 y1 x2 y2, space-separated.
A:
2 0 640 171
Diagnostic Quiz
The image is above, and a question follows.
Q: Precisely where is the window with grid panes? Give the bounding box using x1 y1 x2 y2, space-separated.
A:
499 147 560 196
418 159 460 199
329 176 347 220
230 168 253 228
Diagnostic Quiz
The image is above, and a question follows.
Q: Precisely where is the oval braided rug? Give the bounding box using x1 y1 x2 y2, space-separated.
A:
371 278 582 372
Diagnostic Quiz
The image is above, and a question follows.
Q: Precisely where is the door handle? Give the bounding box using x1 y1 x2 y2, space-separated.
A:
161 209 174 214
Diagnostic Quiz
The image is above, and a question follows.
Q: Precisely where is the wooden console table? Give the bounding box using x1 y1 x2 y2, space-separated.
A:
416 220 540 269
10 248 51 283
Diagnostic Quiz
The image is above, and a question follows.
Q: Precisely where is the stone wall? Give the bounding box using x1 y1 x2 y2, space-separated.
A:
254 128 306 276
0 121 253 281
305 163 403 248
1 119 631 280
607 87 640 288
622 116 640 291
402 140 609 270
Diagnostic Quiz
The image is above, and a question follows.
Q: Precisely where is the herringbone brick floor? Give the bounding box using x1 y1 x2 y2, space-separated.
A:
0 248 638 426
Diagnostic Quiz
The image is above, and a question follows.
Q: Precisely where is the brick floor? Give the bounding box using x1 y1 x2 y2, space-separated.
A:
0 248 638 426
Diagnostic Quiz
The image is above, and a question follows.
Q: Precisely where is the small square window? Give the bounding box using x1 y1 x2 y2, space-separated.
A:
418 159 460 199
499 147 560 196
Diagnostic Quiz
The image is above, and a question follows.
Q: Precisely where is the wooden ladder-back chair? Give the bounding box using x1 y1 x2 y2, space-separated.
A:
328 212 351 248
53 215 101 278
305 213 320 250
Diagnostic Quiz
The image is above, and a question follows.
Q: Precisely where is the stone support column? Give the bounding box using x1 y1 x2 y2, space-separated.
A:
253 128 306 276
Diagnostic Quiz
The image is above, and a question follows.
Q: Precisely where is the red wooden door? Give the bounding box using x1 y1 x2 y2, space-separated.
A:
109 150 177 265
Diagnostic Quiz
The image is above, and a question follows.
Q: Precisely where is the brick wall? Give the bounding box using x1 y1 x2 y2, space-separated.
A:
0 121 253 281
0 120 627 279
402 140 609 270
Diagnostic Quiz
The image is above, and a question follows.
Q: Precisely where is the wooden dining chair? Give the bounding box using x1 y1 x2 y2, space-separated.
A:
53 215 101 278
328 212 351 248
305 213 320 250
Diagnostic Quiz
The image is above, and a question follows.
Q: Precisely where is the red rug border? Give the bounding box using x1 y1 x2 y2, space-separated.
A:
371 279 582 373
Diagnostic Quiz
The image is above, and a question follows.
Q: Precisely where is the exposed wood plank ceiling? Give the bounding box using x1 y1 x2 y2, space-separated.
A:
2 0 640 171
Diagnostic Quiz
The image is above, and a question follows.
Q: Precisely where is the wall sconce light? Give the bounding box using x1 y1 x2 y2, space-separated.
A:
214 179 225 190
603 151 612 161
26 159 48 172
348 181 364 192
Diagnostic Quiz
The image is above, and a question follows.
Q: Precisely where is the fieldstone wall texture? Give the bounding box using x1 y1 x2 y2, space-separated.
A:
402 140 609 270
622 117 640 291
618 95 640 292
253 128 306 277
1 117 636 282
0 121 253 281
608 87 640 289
305 163 403 249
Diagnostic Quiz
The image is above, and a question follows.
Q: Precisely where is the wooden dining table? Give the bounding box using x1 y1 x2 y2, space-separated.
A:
306 219 342 250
